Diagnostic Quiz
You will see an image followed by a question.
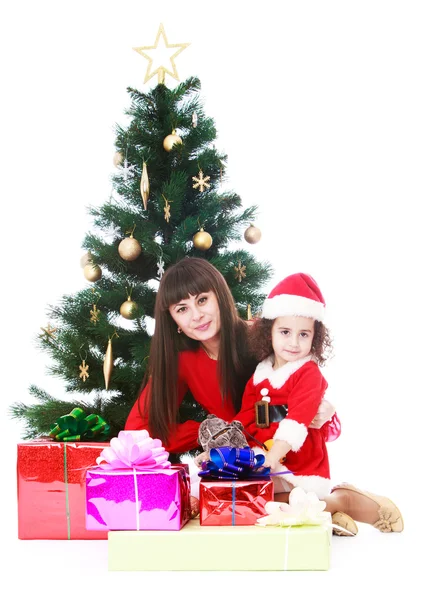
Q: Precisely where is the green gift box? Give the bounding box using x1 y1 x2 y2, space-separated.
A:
108 515 332 571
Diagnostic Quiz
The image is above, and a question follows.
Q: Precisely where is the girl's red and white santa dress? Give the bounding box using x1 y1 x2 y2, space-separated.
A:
237 354 332 499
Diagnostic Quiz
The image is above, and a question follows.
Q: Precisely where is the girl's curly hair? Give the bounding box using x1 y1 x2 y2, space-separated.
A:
249 318 333 366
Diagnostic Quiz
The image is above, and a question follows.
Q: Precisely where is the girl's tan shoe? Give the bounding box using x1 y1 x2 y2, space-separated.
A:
332 511 358 536
332 483 404 533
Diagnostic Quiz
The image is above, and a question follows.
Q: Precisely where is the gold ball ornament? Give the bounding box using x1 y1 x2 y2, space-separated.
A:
244 224 262 244
118 235 142 261
80 251 93 268
163 130 182 152
113 151 124 167
83 264 102 282
193 228 213 251
119 298 139 320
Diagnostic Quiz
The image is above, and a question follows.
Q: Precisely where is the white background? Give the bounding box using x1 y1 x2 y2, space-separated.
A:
1 1 419 597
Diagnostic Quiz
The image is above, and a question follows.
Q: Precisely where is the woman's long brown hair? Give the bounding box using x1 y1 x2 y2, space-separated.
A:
138 257 256 443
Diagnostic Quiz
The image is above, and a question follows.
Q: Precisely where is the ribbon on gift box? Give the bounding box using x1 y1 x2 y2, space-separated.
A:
198 446 292 480
49 407 110 442
198 446 269 479
95 430 176 530
96 430 171 471
256 487 328 527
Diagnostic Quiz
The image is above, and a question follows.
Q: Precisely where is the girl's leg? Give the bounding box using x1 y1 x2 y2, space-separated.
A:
274 492 290 503
322 484 403 532
324 487 372 520
273 489 370 516
275 483 403 533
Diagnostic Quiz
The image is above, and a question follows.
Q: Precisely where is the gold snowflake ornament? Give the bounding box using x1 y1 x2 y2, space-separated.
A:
90 304 101 324
79 360 89 382
234 261 246 282
192 170 210 192
162 195 172 222
40 324 57 339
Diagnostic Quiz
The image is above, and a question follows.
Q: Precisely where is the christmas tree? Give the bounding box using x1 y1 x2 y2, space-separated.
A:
10 25 273 442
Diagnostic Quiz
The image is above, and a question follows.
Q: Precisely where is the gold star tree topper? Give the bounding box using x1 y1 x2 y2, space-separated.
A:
133 23 190 85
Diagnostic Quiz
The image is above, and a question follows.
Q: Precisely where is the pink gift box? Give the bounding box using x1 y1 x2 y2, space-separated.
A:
86 465 190 531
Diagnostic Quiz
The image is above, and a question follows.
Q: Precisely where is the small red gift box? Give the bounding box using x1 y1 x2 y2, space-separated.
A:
199 478 274 526
17 439 109 540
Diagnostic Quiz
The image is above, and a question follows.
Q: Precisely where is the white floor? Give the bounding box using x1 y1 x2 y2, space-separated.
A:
5 522 415 599
4 442 415 600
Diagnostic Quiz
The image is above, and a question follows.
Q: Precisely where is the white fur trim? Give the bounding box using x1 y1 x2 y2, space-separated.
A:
253 355 313 388
262 294 325 322
274 419 308 451
273 468 331 499
260 387 270 403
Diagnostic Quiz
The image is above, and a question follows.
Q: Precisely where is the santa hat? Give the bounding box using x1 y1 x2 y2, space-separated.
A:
261 273 326 322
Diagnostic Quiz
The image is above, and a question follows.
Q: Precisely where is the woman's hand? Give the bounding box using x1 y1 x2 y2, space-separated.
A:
309 397 336 429
194 450 210 467
190 496 200 518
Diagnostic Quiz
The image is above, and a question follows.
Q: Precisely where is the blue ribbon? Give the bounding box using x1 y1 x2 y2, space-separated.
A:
231 483 236 526
198 446 271 480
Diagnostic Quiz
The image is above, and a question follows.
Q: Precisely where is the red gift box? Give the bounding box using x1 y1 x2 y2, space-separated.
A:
199 478 274 526
17 439 110 539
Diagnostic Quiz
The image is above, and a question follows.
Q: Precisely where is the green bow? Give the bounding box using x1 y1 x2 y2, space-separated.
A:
49 407 110 441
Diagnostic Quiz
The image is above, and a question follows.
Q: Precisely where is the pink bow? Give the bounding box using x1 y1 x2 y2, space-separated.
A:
96 430 171 470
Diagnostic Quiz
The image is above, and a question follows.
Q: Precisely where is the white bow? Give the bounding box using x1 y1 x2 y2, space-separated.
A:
256 487 328 527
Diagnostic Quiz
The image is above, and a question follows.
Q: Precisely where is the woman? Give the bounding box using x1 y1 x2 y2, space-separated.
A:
125 257 403 535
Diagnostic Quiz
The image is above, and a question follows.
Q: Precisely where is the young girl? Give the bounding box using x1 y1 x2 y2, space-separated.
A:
236 272 404 536
236 272 334 499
